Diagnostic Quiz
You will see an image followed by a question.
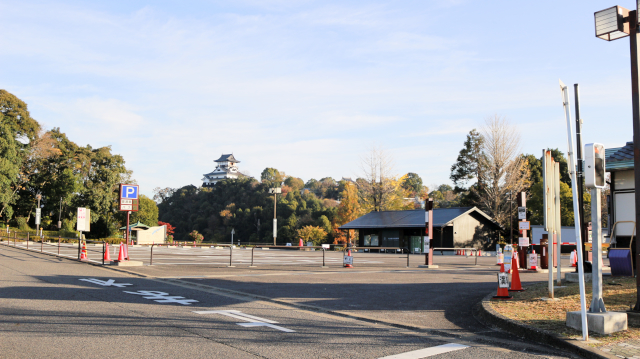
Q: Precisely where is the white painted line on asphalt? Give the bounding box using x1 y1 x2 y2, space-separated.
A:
378 343 469 359
194 310 295 332
79 278 133 287
123 290 199 305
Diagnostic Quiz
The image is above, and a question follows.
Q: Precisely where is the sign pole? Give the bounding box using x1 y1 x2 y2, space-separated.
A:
127 211 131 246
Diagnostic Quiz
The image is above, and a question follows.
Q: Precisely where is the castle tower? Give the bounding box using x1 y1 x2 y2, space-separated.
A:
202 154 244 187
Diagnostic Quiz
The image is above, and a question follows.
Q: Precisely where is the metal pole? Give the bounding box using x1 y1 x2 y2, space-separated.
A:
629 11 640 312
510 192 513 244
407 249 409 268
590 187 606 312
555 162 562 285
58 236 60 255
78 232 81 260
27 232 29 249
273 193 277 246
323 248 326 267
574 84 588 268
102 243 105 265
251 246 255 267
150 245 153 266
560 79 589 341
36 195 40 233
126 211 131 246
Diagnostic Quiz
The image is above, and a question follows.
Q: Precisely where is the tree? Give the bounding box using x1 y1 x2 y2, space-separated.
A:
401 173 423 195
333 182 362 244
261 167 285 188
357 145 408 212
429 184 460 208
450 129 484 192
0 117 20 220
297 225 327 246
188 230 204 243
0 90 40 143
284 177 304 192
130 195 159 226
475 115 530 229
153 187 175 203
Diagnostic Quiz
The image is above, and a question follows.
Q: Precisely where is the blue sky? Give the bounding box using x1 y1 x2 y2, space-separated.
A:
0 0 635 196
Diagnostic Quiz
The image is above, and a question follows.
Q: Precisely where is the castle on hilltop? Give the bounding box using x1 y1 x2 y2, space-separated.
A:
202 154 246 187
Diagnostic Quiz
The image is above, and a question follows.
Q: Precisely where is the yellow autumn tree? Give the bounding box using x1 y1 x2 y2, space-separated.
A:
332 182 362 245
297 225 327 246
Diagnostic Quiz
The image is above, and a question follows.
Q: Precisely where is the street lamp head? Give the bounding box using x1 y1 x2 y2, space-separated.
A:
595 6 630 41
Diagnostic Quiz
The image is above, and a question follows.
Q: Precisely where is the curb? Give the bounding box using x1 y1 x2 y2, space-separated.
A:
476 292 619 359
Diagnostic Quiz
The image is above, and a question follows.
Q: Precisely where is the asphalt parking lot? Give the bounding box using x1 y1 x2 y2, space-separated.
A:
0 242 581 358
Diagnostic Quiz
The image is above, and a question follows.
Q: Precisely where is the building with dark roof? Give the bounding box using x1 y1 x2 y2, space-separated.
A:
606 142 635 242
202 154 246 187
339 207 502 252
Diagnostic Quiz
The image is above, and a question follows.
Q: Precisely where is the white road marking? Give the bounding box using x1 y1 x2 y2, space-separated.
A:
194 310 295 332
124 290 199 305
378 343 469 359
79 278 133 287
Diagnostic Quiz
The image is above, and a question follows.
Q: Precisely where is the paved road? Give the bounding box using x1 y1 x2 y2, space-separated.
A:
0 244 579 358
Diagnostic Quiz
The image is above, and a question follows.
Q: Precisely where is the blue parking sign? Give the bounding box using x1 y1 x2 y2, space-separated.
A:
120 184 139 199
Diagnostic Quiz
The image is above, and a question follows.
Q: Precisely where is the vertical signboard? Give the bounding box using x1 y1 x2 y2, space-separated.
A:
35 208 41 225
119 184 139 212
77 208 90 232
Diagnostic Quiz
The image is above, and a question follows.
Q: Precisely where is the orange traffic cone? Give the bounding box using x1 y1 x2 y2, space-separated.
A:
80 241 88 261
299 238 303 247
344 249 353 268
193 241 196 248
509 253 525 292
117 243 125 261
104 243 111 262
493 263 512 300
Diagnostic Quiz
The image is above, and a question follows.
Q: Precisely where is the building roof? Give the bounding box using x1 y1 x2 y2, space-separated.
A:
339 207 501 230
214 154 240 163
606 142 634 172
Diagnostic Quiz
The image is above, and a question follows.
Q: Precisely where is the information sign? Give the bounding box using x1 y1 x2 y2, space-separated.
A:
498 273 509 288
518 206 526 220
77 208 90 232
518 237 529 247
118 184 139 212
35 208 41 225
528 253 538 268
343 255 353 266
518 221 530 230
424 237 430 253
273 219 277 237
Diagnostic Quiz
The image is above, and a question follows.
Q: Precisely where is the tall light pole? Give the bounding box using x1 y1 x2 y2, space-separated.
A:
594 4 640 311
269 188 281 245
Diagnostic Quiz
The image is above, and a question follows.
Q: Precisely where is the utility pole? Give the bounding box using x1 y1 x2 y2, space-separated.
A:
269 188 281 245
58 197 62 230
574 84 589 270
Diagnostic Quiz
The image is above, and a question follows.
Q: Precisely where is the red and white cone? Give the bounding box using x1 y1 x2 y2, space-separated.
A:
570 250 577 267
117 243 125 261
493 263 512 300
529 250 537 271
80 241 88 261
104 243 111 262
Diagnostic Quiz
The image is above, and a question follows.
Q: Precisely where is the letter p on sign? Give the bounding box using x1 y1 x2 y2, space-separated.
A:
120 184 139 199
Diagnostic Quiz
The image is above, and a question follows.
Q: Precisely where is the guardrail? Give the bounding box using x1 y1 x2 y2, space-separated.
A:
0 231 107 264
432 247 480 266
149 243 234 266
250 245 328 267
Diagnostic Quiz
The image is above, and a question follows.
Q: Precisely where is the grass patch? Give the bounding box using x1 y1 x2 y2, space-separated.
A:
490 276 639 347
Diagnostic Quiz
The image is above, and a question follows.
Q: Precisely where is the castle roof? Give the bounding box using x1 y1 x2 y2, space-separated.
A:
215 154 240 163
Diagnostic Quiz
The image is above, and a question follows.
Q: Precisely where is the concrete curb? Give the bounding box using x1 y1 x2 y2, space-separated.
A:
476 292 619 359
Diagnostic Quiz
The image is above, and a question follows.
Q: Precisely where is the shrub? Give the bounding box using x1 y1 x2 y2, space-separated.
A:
187 230 204 243
16 217 29 231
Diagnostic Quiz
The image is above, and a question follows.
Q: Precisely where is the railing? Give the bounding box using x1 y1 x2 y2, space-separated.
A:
149 243 234 267
432 247 480 266
348 246 410 267
250 245 328 267
0 231 107 264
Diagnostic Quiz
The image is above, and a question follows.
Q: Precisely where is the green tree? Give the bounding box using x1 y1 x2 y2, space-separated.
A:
401 172 423 194
284 177 304 192
0 118 21 220
450 129 484 192
0 89 40 143
261 167 284 188
130 195 159 226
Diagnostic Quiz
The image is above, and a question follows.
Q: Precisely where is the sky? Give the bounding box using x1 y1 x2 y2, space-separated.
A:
0 0 636 197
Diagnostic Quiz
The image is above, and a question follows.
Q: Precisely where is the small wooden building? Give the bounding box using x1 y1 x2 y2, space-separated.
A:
606 142 635 245
339 207 501 252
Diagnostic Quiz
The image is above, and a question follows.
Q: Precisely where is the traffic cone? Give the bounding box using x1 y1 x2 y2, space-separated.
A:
299 238 303 247
193 241 196 248
509 253 525 292
104 243 111 262
493 263 512 300
344 249 353 268
478 250 482 256
80 241 88 261
117 243 125 261
570 250 577 267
